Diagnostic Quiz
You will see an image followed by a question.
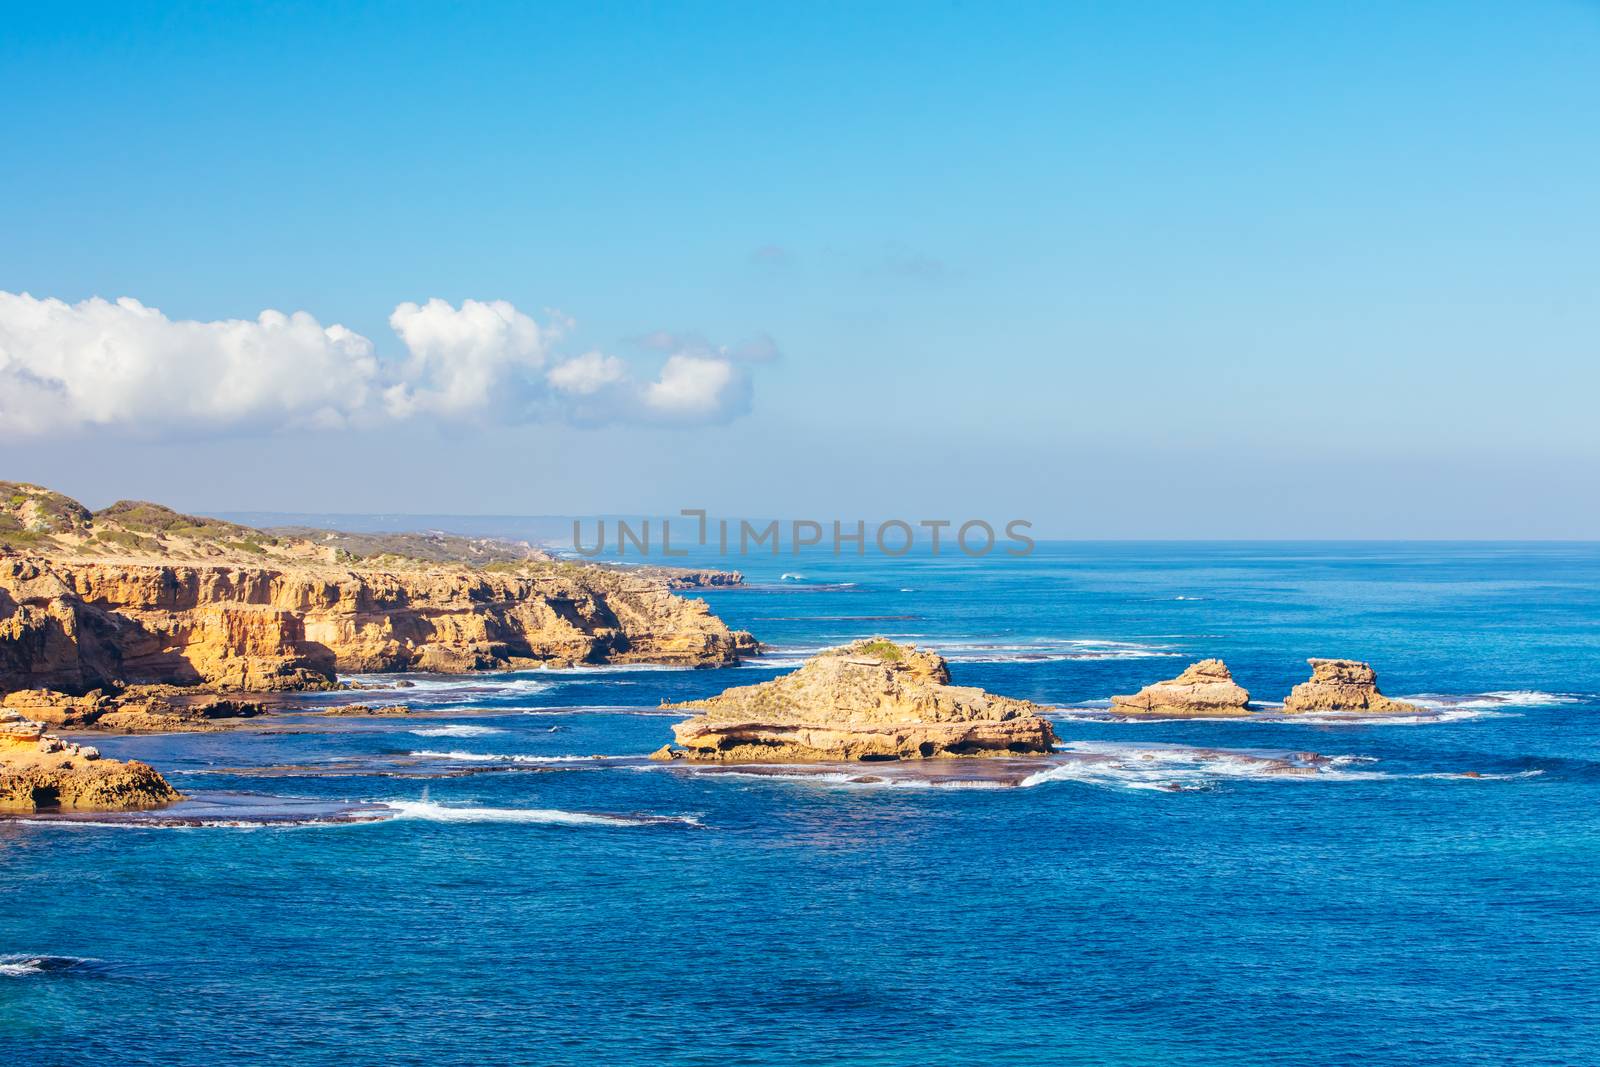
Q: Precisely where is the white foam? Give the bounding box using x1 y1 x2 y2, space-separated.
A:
0 954 96 977
1403 690 1580 710
1021 744 1308 791
1017 742 1542 791
339 675 555 703
516 706 682 717
381 800 696 827
408 725 506 738
686 768 1011 791
1408 769 1545 782
1062 697 1527 727
922 637 1181 663
6 817 376 831
528 663 699 675
1261 707 1517 727
751 637 1181 669
410 750 624 764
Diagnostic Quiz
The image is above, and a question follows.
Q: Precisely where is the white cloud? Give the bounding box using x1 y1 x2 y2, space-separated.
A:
0 290 769 438
643 354 750 422
385 298 550 419
0 292 378 435
547 351 626 396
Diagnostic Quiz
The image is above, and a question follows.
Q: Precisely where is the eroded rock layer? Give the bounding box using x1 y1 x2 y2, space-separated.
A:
1110 659 1252 718
1281 658 1420 715
0 555 756 696
663 639 1057 762
0 709 180 812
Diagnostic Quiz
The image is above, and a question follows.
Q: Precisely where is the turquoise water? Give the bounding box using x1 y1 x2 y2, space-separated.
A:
4 542 1600 1066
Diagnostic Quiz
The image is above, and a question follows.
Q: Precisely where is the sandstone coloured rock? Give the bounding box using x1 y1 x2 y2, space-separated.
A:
1 687 268 732
0 708 180 812
0 485 758 709
663 639 1058 762
0 556 755 694
1110 659 1252 717
1281 658 1420 715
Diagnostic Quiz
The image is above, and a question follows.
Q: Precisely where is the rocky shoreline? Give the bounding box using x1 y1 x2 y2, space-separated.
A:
0 708 180 812
0 484 759 744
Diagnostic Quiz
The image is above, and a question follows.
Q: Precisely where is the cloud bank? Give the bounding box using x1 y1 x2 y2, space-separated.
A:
0 292 763 437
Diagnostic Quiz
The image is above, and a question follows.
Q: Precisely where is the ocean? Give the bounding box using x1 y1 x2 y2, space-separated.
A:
4 541 1598 1066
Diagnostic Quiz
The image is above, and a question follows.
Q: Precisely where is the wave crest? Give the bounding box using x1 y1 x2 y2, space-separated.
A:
381 800 698 827
0 954 99 978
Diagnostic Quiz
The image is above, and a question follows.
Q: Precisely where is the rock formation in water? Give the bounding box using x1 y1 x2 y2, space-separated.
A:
661 639 1058 762
0 484 758 709
1281 658 1421 715
0 686 269 733
1109 659 1252 717
0 709 180 812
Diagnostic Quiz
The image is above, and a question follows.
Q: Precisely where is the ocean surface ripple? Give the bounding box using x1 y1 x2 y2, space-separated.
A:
5 542 1600 1066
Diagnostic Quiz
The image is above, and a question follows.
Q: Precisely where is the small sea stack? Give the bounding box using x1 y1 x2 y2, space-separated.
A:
1281 658 1421 715
1109 659 1252 718
660 638 1058 762
0 709 181 813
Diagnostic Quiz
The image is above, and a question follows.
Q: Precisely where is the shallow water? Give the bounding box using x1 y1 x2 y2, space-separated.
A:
4 542 1599 1066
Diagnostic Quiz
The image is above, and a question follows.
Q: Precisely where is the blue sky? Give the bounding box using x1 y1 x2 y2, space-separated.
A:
2 1 1596 536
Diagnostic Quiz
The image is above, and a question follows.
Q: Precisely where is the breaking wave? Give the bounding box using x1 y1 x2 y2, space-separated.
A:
1056 692 1566 726
684 767 1012 791
0 954 99 977
408 725 506 738
1021 742 1545 792
381 800 699 827
1403 690 1580 710
526 663 700 675
934 638 1180 663
338 675 556 704
751 637 1181 669
410 750 629 764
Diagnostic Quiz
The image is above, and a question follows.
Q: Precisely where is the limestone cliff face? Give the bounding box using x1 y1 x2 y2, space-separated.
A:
0 555 756 696
0 709 180 812
663 639 1057 761
1110 659 1252 718
1281 658 1420 715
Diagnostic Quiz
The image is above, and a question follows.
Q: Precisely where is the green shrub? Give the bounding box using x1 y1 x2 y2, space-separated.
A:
850 638 906 661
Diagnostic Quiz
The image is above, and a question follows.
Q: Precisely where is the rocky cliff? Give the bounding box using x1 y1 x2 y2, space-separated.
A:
0 554 757 696
0 482 757 700
0 709 180 812
660 639 1057 761
1281 658 1420 715
1110 659 1252 717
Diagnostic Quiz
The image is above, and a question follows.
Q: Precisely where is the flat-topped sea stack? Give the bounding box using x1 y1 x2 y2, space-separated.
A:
1282 659 1420 715
661 639 1058 762
0 482 757 716
1110 659 1252 718
0 709 180 812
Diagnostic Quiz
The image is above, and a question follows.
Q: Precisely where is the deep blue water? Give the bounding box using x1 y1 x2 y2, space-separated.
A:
4 542 1600 1066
